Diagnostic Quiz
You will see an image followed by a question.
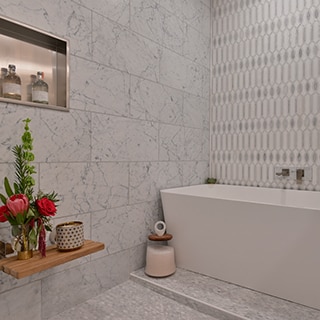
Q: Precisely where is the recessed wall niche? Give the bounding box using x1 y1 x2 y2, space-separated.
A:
0 15 69 111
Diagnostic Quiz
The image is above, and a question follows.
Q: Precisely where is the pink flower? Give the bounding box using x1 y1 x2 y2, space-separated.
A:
36 198 56 217
0 205 8 222
6 194 29 217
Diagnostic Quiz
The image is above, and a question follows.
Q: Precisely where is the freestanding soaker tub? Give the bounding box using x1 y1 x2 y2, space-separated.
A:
160 184 320 310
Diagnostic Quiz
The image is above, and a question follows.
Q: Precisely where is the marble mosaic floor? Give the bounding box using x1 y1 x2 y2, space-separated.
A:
49 268 320 320
48 277 218 320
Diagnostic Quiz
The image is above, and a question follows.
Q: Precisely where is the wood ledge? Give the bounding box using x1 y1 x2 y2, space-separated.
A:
0 239 104 279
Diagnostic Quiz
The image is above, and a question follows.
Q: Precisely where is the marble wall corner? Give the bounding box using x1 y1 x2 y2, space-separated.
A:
0 281 41 320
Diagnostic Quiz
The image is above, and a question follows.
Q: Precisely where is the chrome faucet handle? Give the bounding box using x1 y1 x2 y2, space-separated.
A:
276 168 290 177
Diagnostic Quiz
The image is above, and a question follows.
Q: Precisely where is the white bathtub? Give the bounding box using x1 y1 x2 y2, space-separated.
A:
161 184 320 310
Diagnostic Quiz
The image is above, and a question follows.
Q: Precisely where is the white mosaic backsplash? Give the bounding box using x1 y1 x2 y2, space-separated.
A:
210 0 320 190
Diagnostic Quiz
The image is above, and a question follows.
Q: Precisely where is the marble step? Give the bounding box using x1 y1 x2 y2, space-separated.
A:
130 268 320 320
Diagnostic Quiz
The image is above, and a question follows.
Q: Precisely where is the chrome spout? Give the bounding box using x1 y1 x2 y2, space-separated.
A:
296 169 304 184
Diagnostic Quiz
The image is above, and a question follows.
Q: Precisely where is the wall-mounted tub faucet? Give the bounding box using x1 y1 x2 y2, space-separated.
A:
275 168 290 177
296 169 304 184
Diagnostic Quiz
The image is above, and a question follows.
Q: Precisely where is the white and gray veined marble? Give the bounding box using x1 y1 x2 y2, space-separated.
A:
0 281 41 320
39 162 129 215
0 0 210 319
129 161 183 204
48 280 219 320
159 48 210 98
0 1 92 58
156 0 211 36
183 92 210 129
92 13 161 82
73 0 130 26
71 56 130 116
92 114 159 161
130 75 183 125
131 268 320 320
92 201 159 256
131 0 187 56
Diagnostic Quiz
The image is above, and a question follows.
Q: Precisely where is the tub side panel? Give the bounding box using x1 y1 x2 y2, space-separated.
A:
161 191 320 310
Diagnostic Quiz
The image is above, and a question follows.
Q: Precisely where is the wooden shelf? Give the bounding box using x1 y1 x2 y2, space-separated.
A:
0 240 104 279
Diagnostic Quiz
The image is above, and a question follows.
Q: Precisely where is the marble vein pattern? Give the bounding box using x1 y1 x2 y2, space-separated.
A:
72 0 130 26
130 75 183 125
159 48 210 97
0 281 41 320
0 0 92 58
92 13 161 82
48 280 219 320
92 201 159 255
92 114 158 161
131 268 320 320
129 161 183 204
156 0 211 36
131 0 187 56
182 161 209 186
39 162 129 215
183 92 210 128
71 56 130 116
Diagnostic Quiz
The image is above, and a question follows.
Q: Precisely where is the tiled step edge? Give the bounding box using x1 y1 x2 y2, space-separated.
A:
130 271 249 320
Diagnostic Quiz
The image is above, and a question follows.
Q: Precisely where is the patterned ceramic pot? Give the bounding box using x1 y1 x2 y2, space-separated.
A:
56 221 84 251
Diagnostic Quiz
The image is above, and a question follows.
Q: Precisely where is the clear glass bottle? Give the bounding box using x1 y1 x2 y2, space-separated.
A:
27 74 37 102
32 71 48 104
0 67 8 97
3 64 21 100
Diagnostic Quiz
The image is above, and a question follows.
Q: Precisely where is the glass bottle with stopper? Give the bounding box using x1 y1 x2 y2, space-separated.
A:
3 64 21 100
32 71 49 104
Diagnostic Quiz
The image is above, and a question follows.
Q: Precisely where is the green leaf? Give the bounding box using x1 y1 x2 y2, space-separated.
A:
4 177 13 197
0 193 7 205
15 213 25 225
11 225 21 237
29 228 37 246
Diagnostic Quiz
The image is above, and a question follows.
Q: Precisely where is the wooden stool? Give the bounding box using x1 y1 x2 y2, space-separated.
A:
145 234 176 277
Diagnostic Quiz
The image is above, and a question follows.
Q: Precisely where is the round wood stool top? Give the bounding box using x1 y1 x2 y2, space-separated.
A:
148 233 173 241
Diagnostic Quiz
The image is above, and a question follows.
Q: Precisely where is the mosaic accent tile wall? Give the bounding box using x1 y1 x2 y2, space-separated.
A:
211 0 320 190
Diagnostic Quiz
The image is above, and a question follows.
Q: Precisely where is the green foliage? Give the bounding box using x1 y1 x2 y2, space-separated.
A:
10 118 36 200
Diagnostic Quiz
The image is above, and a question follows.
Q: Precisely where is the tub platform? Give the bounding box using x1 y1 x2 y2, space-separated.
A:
131 268 320 320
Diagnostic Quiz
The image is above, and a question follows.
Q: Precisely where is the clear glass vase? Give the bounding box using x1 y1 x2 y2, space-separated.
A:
11 224 33 260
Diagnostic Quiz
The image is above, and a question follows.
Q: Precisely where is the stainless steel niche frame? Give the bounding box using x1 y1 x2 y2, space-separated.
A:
0 15 69 111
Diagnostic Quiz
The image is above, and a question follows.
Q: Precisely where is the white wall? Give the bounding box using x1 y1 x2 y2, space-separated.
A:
0 1 210 319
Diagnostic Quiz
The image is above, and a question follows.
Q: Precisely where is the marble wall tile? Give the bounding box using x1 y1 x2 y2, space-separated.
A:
0 281 41 320
156 0 211 36
159 124 185 160
185 127 209 161
92 12 161 82
131 0 187 55
92 201 159 256
73 0 130 26
35 110 91 162
40 162 129 215
183 24 210 67
129 161 183 204
70 56 130 116
159 48 188 91
182 161 209 186
92 114 158 161
41 263 102 319
0 104 40 162
0 0 92 58
183 93 210 129
130 75 183 124
185 62 210 98
0 108 90 163
159 48 210 97
0 1 210 318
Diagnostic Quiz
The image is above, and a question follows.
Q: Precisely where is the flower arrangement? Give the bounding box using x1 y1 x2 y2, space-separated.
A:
0 118 58 258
